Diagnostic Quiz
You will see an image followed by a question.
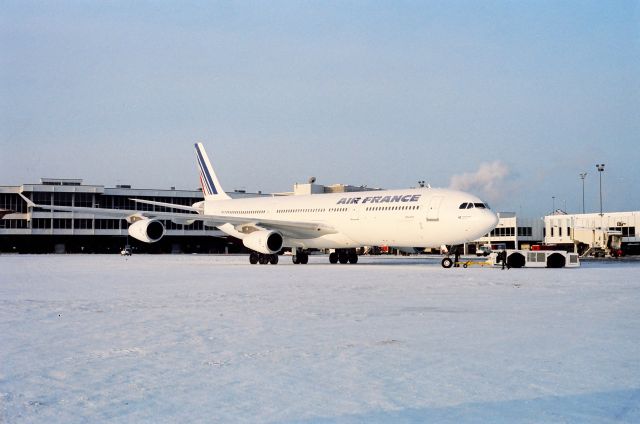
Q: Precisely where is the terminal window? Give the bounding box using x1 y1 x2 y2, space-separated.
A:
610 226 636 237
74 219 93 229
75 193 94 207
166 220 183 230
490 227 515 237
113 197 136 210
33 192 51 205
53 193 73 206
517 227 533 237
95 219 121 230
0 219 28 229
0 194 26 213
53 219 72 229
32 218 51 229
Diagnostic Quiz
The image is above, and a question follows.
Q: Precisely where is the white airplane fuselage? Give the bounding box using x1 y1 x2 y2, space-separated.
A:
203 187 498 250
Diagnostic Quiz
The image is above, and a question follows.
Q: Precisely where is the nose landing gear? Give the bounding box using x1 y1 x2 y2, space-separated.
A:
441 257 453 268
441 245 462 268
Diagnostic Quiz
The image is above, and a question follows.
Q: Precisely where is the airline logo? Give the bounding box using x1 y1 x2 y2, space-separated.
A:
337 194 421 205
194 144 218 196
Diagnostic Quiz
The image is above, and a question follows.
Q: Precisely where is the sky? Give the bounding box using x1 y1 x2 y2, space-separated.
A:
1 1 638 218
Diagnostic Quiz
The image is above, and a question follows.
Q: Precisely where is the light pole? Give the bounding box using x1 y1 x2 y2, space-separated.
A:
552 196 556 214
579 173 587 214
596 164 605 216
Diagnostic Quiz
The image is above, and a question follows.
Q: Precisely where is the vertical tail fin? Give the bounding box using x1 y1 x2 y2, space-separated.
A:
194 143 231 201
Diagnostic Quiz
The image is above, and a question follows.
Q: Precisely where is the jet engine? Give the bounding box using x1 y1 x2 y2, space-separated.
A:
242 230 283 254
128 218 165 243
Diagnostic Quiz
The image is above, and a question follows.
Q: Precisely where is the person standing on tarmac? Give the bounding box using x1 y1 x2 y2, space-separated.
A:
500 250 510 270
453 246 461 267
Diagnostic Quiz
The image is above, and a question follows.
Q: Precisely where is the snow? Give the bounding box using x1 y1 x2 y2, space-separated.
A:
1 254 639 423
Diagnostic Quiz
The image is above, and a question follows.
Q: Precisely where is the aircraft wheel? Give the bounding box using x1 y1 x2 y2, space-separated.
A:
270 254 279 265
259 255 269 265
348 253 358 264
300 253 309 264
441 257 453 268
339 254 349 264
292 255 300 264
329 252 338 264
249 252 259 264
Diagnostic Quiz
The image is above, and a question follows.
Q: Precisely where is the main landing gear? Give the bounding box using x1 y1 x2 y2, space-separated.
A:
248 249 359 265
249 252 279 265
292 249 309 265
329 248 358 264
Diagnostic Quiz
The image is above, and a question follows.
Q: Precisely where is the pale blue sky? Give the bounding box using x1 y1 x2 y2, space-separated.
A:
1 1 638 217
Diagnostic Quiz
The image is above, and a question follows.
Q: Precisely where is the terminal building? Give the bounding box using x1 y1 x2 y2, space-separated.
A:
467 212 544 253
0 178 266 253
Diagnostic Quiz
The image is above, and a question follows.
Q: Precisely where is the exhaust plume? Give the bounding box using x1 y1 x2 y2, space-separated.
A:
449 161 511 202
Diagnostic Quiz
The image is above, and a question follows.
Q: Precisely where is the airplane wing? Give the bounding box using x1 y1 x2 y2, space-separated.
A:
18 193 336 239
127 199 337 238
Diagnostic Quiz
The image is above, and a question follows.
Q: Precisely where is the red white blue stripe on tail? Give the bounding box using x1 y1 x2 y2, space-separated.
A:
194 143 230 200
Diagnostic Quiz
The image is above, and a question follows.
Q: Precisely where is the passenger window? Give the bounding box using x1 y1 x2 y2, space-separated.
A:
459 203 468 209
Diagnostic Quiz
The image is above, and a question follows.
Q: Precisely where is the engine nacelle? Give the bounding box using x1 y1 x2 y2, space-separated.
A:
128 219 165 243
242 230 283 254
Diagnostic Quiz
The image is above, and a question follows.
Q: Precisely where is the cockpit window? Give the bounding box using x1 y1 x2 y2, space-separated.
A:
460 202 489 210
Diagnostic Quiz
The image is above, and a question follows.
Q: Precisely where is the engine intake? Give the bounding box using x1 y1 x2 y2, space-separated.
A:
128 219 165 243
242 230 283 254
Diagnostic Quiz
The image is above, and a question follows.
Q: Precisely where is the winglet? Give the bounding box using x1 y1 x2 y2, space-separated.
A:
194 143 231 200
18 192 36 208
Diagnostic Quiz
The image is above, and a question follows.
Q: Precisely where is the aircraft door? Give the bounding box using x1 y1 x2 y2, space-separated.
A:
426 196 443 221
350 203 361 222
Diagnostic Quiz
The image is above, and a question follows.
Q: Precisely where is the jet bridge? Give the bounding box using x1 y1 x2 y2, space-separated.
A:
572 227 623 257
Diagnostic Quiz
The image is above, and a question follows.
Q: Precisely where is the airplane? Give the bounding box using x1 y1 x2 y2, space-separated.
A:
19 143 498 267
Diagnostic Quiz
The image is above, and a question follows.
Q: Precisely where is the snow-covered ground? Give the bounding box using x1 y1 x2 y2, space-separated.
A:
1 254 639 423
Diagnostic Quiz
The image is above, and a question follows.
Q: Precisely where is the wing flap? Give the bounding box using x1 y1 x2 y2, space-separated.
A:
229 219 336 239
131 198 202 213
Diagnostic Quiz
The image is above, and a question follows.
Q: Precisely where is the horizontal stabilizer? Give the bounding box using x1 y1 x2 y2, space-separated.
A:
18 193 35 208
0 209 14 219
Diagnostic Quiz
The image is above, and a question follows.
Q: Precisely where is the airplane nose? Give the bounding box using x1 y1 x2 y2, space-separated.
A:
462 209 499 241
486 210 499 229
